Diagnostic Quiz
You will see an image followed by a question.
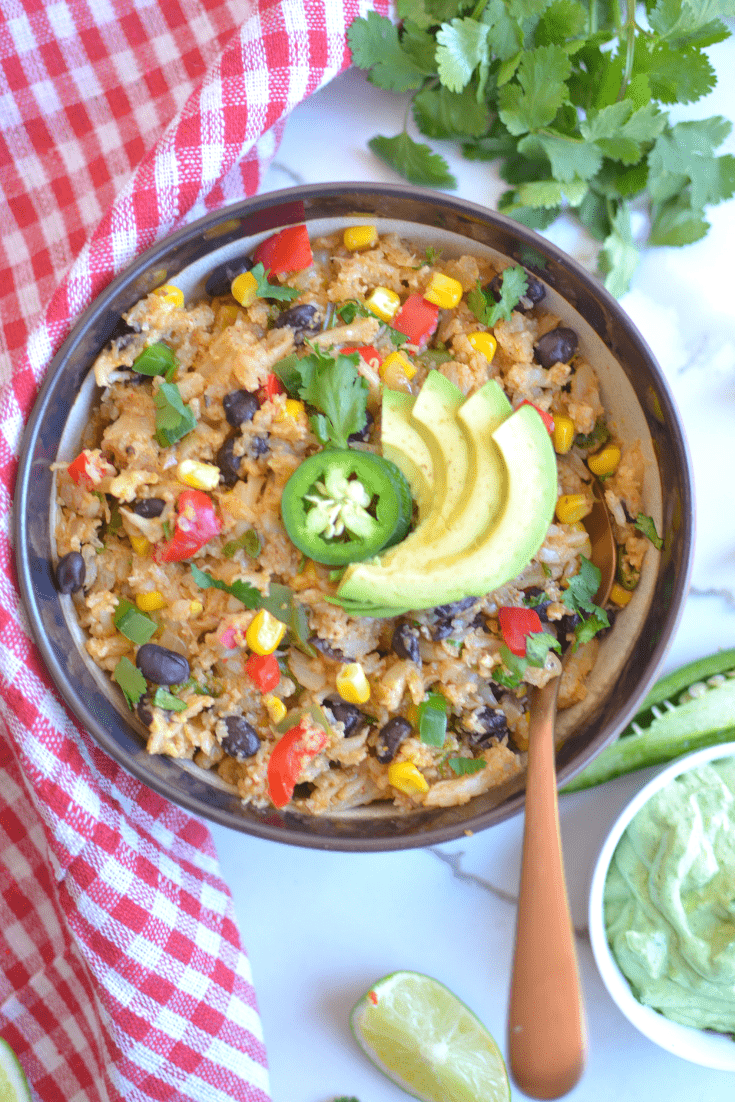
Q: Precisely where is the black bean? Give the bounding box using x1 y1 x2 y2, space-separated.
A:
431 619 455 641
55 551 86 594
205 253 254 298
223 388 259 426
132 497 165 518
391 622 421 664
136 697 154 727
250 434 270 458
467 707 510 748
534 326 578 368
216 437 244 487
375 717 413 763
347 408 374 445
273 303 322 344
323 697 363 737
310 637 349 661
136 643 190 685
433 597 477 618
221 715 261 760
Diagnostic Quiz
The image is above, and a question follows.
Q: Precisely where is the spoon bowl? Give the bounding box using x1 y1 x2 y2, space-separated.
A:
507 482 616 1099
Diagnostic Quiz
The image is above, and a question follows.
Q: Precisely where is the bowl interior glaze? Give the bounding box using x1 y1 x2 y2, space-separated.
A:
14 183 694 850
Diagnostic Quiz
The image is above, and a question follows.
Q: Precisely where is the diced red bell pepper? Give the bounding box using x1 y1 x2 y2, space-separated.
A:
392 294 439 346
259 372 286 404
519 400 554 434
342 345 383 368
67 448 116 490
267 718 328 808
157 489 222 562
498 606 544 657
252 225 313 275
245 652 281 694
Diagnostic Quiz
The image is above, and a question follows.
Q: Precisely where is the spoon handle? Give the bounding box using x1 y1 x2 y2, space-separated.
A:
507 680 587 1100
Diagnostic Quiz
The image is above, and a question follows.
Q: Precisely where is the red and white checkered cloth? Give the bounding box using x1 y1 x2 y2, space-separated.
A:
0 1 388 1098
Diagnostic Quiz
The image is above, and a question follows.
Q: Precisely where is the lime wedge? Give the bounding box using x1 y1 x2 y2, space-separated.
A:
0 1038 32 1102
349 971 510 1102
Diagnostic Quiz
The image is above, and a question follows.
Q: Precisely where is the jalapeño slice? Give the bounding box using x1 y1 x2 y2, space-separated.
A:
281 449 413 565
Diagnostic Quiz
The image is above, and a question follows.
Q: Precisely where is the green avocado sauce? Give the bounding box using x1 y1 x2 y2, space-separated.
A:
604 757 735 1035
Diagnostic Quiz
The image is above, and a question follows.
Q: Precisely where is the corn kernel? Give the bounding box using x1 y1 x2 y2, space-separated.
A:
405 703 419 727
231 270 259 307
263 694 287 724
153 283 184 307
587 443 622 478
366 287 401 323
423 271 463 309
552 414 575 454
388 761 429 796
136 590 166 612
336 662 371 704
343 225 378 251
246 609 287 655
555 493 592 525
130 534 150 557
467 331 497 361
177 459 221 491
276 398 306 422
610 582 634 607
380 350 417 390
189 600 204 615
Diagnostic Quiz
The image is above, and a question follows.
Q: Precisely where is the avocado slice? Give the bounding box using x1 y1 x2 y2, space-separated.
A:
337 403 557 611
381 389 434 520
375 379 512 572
409 371 471 541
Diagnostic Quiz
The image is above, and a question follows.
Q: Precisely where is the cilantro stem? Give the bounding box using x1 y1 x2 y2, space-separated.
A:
588 0 598 34
470 0 490 20
617 0 637 101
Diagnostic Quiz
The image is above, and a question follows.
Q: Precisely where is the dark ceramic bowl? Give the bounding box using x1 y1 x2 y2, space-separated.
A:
15 183 694 850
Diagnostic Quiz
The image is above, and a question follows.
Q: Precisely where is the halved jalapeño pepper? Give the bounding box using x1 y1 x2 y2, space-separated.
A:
280 450 412 565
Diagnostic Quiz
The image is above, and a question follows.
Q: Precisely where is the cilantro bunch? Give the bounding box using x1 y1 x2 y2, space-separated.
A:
348 1 735 296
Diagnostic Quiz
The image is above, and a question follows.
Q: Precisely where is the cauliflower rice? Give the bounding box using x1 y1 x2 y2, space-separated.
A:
53 227 651 814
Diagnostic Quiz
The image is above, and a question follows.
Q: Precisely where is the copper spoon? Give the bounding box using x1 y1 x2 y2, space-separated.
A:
507 482 616 1100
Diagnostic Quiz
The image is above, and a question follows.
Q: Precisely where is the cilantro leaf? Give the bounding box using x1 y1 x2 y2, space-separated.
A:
634 513 664 549
498 45 572 136
562 556 603 615
275 346 369 449
493 644 528 688
467 266 528 326
599 203 641 299
190 563 262 608
368 132 457 189
525 630 562 668
347 12 429 92
152 687 188 712
435 18 490 94
412 83 491 140
154 382 197 447
348 0 734 298
448 756 487 775
301 347 369 450
250 262 300 302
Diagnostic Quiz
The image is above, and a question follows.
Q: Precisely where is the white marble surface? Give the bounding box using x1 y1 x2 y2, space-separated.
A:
210 36 735 1102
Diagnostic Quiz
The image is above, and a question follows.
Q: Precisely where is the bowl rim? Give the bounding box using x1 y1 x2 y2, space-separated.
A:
13 181 696 849
588 741 735 1070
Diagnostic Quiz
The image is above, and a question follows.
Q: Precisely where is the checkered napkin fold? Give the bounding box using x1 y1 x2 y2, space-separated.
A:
0 1 387 1099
